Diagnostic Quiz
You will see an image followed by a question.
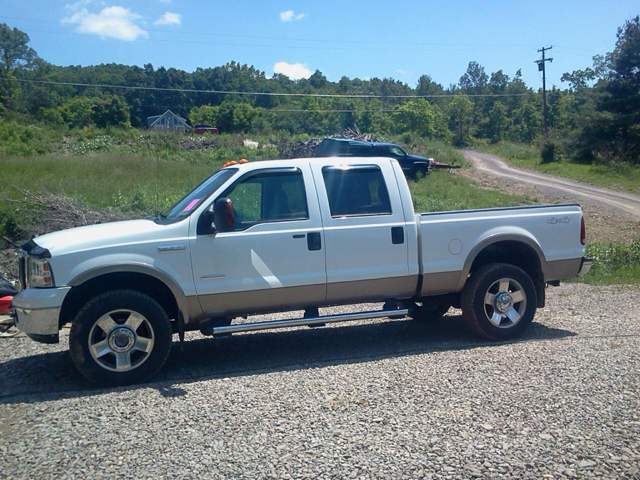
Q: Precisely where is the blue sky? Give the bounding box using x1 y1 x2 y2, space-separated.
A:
2 1 638 90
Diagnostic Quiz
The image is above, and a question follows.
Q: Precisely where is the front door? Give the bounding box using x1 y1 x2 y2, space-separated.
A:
190 165 326 317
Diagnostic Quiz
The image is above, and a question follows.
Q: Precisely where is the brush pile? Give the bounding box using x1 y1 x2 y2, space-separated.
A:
1 187 129 282
273 126 379 159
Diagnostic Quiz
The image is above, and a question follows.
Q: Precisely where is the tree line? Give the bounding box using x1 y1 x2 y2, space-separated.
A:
1 17 638 164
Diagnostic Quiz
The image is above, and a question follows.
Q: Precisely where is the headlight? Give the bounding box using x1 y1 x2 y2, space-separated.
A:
27 257 55 288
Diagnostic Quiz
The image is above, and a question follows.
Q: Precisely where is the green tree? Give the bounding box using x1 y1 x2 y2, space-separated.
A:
561 16 640 163
0 24 38 113
92 95 130 128
215 101 260 133
487 101 509 143
59 97 96 128
394 99 436 137
598 16 640 162
448 95 474 146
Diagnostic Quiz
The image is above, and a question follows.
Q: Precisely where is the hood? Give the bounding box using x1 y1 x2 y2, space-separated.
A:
407 154 434 163
32 219 182 256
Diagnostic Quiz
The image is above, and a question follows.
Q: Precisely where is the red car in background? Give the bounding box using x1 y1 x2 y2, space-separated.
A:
0 276 17 315
193 124 219 134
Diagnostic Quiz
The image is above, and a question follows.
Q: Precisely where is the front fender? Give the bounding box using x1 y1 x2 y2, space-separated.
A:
68 262 193 321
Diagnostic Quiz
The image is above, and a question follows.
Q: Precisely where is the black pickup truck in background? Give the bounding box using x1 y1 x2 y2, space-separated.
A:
313 138 433 178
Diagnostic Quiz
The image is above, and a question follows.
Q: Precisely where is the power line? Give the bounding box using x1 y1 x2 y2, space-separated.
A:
16 28 543 54
3 15 547 49
12 78 535 99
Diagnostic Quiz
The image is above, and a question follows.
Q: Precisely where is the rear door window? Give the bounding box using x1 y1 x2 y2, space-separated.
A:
322 166 392 217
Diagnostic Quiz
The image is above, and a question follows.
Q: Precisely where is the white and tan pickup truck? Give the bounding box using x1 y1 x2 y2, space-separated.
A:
12 156 591 385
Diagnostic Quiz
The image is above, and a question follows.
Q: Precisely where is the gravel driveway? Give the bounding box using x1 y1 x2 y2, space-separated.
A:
1 283 639 479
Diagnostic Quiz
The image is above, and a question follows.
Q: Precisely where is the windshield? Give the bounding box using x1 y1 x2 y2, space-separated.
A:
162 168 238 220
389 146 406 157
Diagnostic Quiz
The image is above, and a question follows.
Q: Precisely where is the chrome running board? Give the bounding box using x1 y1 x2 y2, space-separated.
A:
212 308 409 336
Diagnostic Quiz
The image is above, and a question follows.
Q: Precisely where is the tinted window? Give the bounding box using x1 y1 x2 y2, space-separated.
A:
389 146 406 157
322 166 392 217
223 170 308 230
162 168 237 220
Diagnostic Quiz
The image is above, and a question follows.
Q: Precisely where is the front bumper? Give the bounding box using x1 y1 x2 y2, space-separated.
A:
578 257 593 276
12 287 71 344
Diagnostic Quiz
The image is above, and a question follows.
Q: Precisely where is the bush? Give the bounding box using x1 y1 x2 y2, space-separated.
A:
0 121 57 156
579 241 640 284
540 139 559 164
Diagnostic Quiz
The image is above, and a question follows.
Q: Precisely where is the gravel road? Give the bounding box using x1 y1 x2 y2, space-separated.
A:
461 150 640 222
1 283 639 479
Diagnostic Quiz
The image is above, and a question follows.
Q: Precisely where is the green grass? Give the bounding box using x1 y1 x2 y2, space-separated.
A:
408 169 534 212
0 153 218 214
479 142 640 195
572 241 640 285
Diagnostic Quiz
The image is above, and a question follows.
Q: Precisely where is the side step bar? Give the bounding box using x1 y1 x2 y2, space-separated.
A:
211 308 409 336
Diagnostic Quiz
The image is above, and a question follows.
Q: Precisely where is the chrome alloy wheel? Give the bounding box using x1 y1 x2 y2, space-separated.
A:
88 310 155 372
483 278 527 328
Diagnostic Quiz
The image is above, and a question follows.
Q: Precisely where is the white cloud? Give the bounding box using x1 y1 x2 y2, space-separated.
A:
65 0 95 11
62 6 148 41
154 12 181 25
279 10 306 22
273 61 312 80
396 68 407 76
158 0 171 3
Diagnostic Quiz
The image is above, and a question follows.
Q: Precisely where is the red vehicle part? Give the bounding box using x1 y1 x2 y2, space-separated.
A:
193 124 219 135
0 296 12 315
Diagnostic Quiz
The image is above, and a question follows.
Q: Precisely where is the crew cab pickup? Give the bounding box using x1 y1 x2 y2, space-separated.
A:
12 157 591 385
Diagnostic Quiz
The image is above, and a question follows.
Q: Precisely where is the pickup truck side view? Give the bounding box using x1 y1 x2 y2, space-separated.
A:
12 157 592 385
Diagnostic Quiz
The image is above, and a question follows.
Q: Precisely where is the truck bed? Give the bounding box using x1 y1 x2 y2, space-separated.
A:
417 203 584 296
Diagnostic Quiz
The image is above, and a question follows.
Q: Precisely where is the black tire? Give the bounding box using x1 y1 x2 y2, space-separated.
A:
461 263 537 340
69 289 173 386
411 164 429 180
410 295 453 321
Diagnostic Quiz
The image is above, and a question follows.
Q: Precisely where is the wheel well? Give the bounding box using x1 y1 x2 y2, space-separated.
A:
60 272 179 328
468 241 545 307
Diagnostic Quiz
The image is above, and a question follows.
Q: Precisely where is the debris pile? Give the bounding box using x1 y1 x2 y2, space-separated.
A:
272 126 379 159
272 137 323 159
1 187 129 282
178 137 216 152
332 126 379 143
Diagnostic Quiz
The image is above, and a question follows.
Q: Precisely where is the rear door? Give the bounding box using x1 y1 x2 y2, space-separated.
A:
310 159 413 303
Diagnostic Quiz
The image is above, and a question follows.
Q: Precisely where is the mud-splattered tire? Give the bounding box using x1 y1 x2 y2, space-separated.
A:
69 290 173 386
461 263 537 340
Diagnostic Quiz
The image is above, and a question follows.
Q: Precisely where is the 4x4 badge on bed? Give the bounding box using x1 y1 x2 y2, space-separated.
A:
547 216 570 224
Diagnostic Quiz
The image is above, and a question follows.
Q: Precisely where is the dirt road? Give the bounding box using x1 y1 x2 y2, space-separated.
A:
461 150 640 222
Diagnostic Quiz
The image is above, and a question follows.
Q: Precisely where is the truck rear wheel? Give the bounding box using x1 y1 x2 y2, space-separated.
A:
461 263 537 340
69 290 173 386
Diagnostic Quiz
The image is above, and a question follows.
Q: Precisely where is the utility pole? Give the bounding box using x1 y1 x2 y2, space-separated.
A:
535 46 553 136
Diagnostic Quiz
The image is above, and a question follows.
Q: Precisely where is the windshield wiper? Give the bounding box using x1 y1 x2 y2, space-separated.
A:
146 212 167 221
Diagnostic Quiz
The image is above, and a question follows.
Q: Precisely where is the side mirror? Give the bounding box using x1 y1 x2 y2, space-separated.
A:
213 197 235 233
196 209 216 235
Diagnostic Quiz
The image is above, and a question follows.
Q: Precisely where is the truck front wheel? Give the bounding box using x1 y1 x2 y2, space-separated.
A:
69 290 173 386
461 263 537 340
